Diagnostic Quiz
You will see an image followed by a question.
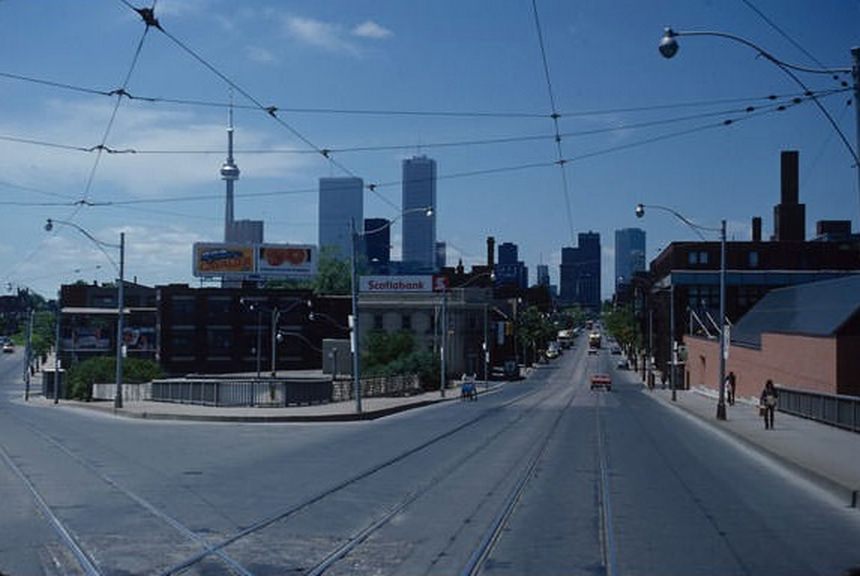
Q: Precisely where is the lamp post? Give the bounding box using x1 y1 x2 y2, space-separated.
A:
659 28 860 221
636 204 727 419
241 298 305 379
350 207 433 413
45 219 125 409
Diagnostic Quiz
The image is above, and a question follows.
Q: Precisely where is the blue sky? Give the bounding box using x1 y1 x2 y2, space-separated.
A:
0 0 857 299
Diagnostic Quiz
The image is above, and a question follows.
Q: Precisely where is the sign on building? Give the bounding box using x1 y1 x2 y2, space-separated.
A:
360 275 435 293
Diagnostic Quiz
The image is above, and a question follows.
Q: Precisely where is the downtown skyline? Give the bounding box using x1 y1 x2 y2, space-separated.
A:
0 1 857 299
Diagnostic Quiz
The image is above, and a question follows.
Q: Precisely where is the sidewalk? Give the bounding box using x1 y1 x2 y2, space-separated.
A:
25 382 505 423
646 386 860 507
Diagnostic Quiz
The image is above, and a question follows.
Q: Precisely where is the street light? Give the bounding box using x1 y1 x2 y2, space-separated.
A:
241 297 308 378
636 204 727 419
350 206 433 413
45 218 126 409
659 27 860 221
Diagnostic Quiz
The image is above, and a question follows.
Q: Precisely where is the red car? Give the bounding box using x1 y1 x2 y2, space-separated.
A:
590 373 612 391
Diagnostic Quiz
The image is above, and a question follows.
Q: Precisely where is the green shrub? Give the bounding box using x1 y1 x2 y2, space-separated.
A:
66 357 163 401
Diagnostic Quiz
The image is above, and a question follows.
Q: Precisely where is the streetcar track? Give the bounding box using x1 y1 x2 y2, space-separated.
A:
161 381 553 575
303 369 571 576
0 438 102 576
459 357 586 576
595 389 619 576
0 406 256 575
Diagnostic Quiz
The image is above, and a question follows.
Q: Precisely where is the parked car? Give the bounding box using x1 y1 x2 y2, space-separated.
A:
610 346 622 355
616 359 629 370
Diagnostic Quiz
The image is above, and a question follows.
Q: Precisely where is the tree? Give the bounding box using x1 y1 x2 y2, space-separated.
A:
312 246 353 295
66 357 163 401
517 305 555 364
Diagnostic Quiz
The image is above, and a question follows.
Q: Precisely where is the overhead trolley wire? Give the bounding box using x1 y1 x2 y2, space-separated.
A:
0 91 829 210
531 0 575 246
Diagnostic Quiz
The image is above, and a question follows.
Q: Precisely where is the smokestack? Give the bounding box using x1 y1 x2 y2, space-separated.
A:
773 150 805 242
752 217 762 242
487 236 495 269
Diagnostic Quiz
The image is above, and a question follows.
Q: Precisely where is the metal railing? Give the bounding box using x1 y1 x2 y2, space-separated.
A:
776 387 860 433
150 378 333 407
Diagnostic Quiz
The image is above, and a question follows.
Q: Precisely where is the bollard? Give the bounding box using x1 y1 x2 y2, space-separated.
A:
852 490 858 509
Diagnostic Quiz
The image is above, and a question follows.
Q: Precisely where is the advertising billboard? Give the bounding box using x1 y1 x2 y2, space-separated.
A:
193 243 254 277
257 244 316 278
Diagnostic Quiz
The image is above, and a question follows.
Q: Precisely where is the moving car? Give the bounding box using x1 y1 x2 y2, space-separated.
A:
590 373 612 391
2 342 14 353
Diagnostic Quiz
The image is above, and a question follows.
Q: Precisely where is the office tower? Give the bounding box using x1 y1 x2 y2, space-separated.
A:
615 228 646 287
537 264 550 287
559 232 601 309
319 177 364 260
402 155 437 271
495 241 527 290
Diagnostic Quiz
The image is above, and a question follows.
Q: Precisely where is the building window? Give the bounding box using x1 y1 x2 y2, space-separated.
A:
401 314 412 331
207 328 233 353
688 251 699 265
373 314 383 331
748 251 759 268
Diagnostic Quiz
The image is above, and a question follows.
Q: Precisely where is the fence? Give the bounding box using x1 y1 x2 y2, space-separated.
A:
91 374 421 407
331 374 422 402
776 387 860 433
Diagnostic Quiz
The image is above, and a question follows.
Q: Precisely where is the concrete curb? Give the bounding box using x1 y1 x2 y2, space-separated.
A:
26 382 508 424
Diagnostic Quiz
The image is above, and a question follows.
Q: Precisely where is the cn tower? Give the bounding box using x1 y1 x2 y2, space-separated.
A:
220 105 240 241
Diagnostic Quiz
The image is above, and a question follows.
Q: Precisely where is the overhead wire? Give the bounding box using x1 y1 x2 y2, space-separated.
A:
0 89 832 211
531 0 575 246
0 88 846 161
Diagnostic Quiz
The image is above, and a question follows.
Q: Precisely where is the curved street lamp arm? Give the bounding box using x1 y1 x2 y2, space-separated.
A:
45 218 120 272
359 205 433 238
640 204 713 239
666 29 851 75
664 28 859 166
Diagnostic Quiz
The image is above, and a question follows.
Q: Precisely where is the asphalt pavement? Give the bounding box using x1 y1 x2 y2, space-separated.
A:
644 385 860 507
22 358 860 508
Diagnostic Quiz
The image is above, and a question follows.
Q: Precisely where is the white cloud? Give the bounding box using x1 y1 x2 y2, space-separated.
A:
352 20 392 40
283 16 359 56
245 45 276 64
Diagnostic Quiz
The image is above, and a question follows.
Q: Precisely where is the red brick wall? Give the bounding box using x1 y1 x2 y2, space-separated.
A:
685 333 837 402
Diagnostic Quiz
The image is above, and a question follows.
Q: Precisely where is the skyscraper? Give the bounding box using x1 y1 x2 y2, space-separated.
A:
495 241 528 289
402 155 437 272
559 232 601 310
537 264 550 287
615 228 646 288
319 177 364 261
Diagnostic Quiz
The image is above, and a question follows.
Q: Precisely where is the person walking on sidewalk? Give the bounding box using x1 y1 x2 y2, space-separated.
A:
760 379 778 429
726 371 736 406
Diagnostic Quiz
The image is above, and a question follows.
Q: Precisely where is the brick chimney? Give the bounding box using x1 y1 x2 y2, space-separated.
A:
773 150 805 241
752 217 762 242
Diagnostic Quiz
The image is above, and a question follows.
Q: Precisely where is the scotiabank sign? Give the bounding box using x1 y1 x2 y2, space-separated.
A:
360 275 436 293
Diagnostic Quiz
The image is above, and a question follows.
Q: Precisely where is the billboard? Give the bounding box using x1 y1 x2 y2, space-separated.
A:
193 242 319 279
193 243 254 277
257 244 316 277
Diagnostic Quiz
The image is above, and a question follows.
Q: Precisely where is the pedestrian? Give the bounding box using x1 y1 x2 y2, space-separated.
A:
661 370 667 389
726 371 736 405
759 379 778 430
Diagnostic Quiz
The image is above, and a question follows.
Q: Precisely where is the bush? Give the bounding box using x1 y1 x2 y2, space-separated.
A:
66 357 163 401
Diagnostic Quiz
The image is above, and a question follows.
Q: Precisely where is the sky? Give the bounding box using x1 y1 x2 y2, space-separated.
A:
0 0 857 300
